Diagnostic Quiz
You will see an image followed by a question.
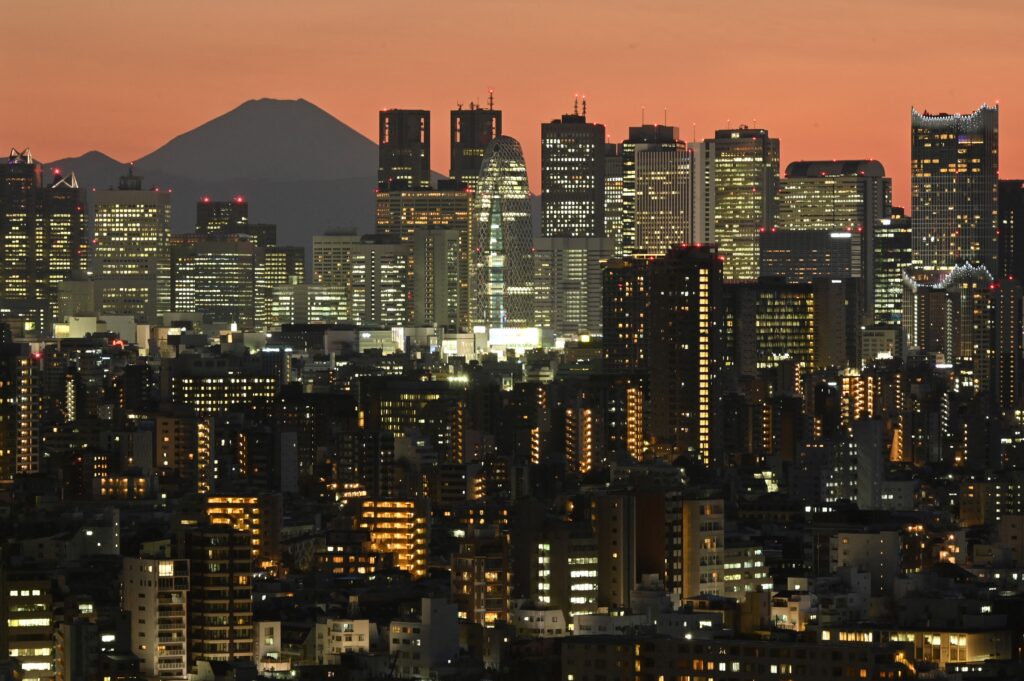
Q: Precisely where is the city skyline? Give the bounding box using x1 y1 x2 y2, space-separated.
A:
4 1 1023 209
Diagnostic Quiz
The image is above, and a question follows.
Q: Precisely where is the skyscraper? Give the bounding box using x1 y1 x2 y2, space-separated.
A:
375 182 472 243
38 169 88 332
470 136 534 327
0 148 41 304
450 99 501 190
911 104 998 274
765 160 891 319
379 109 431 190
541 105 606 238
999 180 1024 281
312 233 412 326
533 236 613 337
196 196 248 235
873 208 913 326
171 233 258 328
621 125 691 255
693 127 780 282
604 143 625 255
647 245 724 466
92 166 172 321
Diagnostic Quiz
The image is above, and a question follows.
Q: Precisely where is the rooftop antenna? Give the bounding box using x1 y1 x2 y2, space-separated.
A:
642 106 646 126
457 101 463 111
692 122 696 143
663 108 667 126
574 94 579 116
488 89 494 110
582 96 587 117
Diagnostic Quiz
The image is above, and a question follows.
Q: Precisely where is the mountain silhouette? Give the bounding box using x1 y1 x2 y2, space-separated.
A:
45 98 382 244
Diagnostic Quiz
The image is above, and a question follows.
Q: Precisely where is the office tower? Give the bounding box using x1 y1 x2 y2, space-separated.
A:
92 167 172 321
450 99 502 190
182 525 253 665
767 160 891 308
375 182 472 241
167 353 280 419
378 109 430 190
122 558 189 679
312 233 412 326
604 144 625 254
374 184 471 328
412 226 462 328
693 127 780 282
873 208 913 325
356 499 428 578
39 170 88 329
621 125 691 254
911 104 999 274
470 136 534 327
171 234 257 328
533 237 613 337
999 180 1024 281
647 244 724 465
541 106 606 237
255 245 305 329
0 148 41 304
726 278 816 375
195 196 248 235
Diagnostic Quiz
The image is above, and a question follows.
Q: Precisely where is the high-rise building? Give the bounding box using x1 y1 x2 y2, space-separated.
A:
990 278 1023 413
541 106 606 238
693 127 780 282
0 569 56 681
379 109 430 190
206 494 283 569
602 256 649 371
375 182 472 242
92 167 172 321
0 153 86 334
122 558 189 680
533 237 613 337
0 149 42 305
412 226 462 328
621 125 691 255
195 196 248 235
255 244 305 329
766 160 891 314
450 99 501 190
646 245 724 465
604 144 625 255
911 105 999 274
312 233 412 327
470 136 534 327
39 170 88 328
873 208 913 326
999 180 1024 281
171 234 257 329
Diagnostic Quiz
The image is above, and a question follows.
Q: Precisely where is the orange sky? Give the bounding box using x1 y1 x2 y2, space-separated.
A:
4 0 1022 208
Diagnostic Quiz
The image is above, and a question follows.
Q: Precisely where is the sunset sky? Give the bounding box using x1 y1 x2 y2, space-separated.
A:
4 0 1022 208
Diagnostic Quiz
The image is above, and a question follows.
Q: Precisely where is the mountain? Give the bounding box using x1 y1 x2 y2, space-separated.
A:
45 99 381 243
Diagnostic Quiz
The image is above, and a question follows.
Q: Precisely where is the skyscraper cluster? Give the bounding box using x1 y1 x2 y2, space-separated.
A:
0 99 1023 681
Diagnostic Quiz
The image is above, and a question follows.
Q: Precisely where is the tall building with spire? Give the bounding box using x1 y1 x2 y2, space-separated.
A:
450 94 501 190
621 125 691 255
911 104 998 274
470 136 534 327
378 109 431 190
91 166 172 321
541 99 606 238
693 127 780 282
1 152 87 334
